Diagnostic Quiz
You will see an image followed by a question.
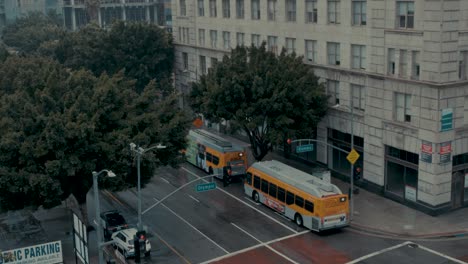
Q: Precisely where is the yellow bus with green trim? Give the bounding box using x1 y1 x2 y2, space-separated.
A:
186 129 248 181
244 160 349 231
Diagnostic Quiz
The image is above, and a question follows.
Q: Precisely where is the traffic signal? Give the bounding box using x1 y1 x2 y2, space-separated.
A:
353 167 361 181
286 138 292 145
134 231 147 263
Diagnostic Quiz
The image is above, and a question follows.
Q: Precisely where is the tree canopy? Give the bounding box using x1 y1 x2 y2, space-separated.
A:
0 43 8 62
190 44 328 161
0 56 190 210
1 12 65 54
54 21 174 92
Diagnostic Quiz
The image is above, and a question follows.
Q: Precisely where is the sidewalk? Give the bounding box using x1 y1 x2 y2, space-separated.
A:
219 131 468 239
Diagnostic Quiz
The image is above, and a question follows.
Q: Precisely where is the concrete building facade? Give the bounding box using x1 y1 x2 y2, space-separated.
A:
172 0 468 214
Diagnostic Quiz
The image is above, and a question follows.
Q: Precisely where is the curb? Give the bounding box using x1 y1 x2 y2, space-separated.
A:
350 222 468 239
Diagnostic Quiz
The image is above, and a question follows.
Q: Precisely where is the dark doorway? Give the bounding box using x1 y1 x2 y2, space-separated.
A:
451 172 464 209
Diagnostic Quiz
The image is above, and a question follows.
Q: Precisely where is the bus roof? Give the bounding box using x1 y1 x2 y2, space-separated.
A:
188 129 245 153
250 160 343 198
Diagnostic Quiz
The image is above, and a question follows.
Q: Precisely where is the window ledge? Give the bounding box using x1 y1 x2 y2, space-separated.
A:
385 29 423 36
383 120 418 133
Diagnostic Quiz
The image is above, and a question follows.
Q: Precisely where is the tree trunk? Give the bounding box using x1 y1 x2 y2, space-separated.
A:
244 127 269 161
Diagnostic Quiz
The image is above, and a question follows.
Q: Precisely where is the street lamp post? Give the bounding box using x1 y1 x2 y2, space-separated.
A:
92 169 116 264
130 143 167 231
333 103 356 221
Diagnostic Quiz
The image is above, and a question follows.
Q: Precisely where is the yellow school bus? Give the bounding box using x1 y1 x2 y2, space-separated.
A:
186 129 248 180
244 160 349 231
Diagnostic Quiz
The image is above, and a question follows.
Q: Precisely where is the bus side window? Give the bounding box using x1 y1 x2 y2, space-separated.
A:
286 191 294 205
305 200 314 213
295 195 304 208
261 179 269 193
212 155 219 165
206 152 213 162
277 187 286 202
253 176 261 189
269 183 277 198
246 173 253 185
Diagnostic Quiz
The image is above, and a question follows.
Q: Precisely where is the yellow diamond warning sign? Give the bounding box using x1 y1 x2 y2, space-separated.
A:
346 149 360 165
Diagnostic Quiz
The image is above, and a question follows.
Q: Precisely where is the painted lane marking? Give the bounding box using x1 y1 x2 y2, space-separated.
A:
416 244 467 264
161 177 170 184
153 197 229 254
346 241 412 264
182 166 297 234
231 222 299 264
188 194 200 203
200 229 310 264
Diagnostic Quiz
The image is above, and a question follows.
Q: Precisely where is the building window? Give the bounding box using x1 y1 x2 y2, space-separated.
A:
199 29 205 46
411 51 420 80
200 55 207 74
178 27 182 42
180 0 186 16
399 50 408 77
397 1 414 29
352 0 366 26
286 0 296 22
328 128 364 176
210 30 217 48
180 27 189 44
351 84 365 111
305 40 317 62
327 42 340 66
351 44 366 70
210 0 217 17
327 0 340 24
252 34 261 47
388 48 396 75
395 93 411 122
223 31 231 49
459 51 468 80
305 0 317 23
236 0 244 18
182 52 188 70
267 0 277 21
222 0 230 18
198 0 205 16
268 36 278 54
285 38 296 54
327 80 339 105
251 0 260 20
211 57 218 67
236 32 245 46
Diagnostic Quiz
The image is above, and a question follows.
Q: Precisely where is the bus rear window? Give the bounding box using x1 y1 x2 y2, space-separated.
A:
253 176 260 189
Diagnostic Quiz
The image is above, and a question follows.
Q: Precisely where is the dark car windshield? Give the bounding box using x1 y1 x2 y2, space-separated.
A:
106 213 126 227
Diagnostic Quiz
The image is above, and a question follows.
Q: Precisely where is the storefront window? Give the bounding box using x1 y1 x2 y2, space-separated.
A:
453 153 468 204
385 146 419 201
328 128 364 177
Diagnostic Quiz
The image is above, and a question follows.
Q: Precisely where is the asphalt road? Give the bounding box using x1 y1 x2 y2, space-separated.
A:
94 163 468 264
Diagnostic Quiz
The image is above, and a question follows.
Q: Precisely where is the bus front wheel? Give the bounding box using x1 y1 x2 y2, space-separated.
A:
294 214 303 227
252 191 260 203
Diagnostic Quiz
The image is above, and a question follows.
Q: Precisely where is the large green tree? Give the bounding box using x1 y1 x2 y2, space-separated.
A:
190 44 328 161
0 43 7 62
1 12 65 54
54 21 174 92
0 56 190 210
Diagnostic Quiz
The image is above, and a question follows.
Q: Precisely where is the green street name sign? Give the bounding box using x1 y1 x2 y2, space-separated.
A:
196 182 217 192
296 144 314 153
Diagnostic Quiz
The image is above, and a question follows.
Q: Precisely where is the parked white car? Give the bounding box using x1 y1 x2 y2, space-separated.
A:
111 228 151 258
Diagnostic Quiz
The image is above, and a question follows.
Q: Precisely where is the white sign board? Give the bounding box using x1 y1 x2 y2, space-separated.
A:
0 241 63 264
73 213 89 264
465 173 468 188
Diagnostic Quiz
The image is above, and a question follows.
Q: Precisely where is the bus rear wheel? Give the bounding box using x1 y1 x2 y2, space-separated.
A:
252 191 260 203
294 214 303 227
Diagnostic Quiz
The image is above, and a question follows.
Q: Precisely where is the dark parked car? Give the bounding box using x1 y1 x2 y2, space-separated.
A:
100 210 128 240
